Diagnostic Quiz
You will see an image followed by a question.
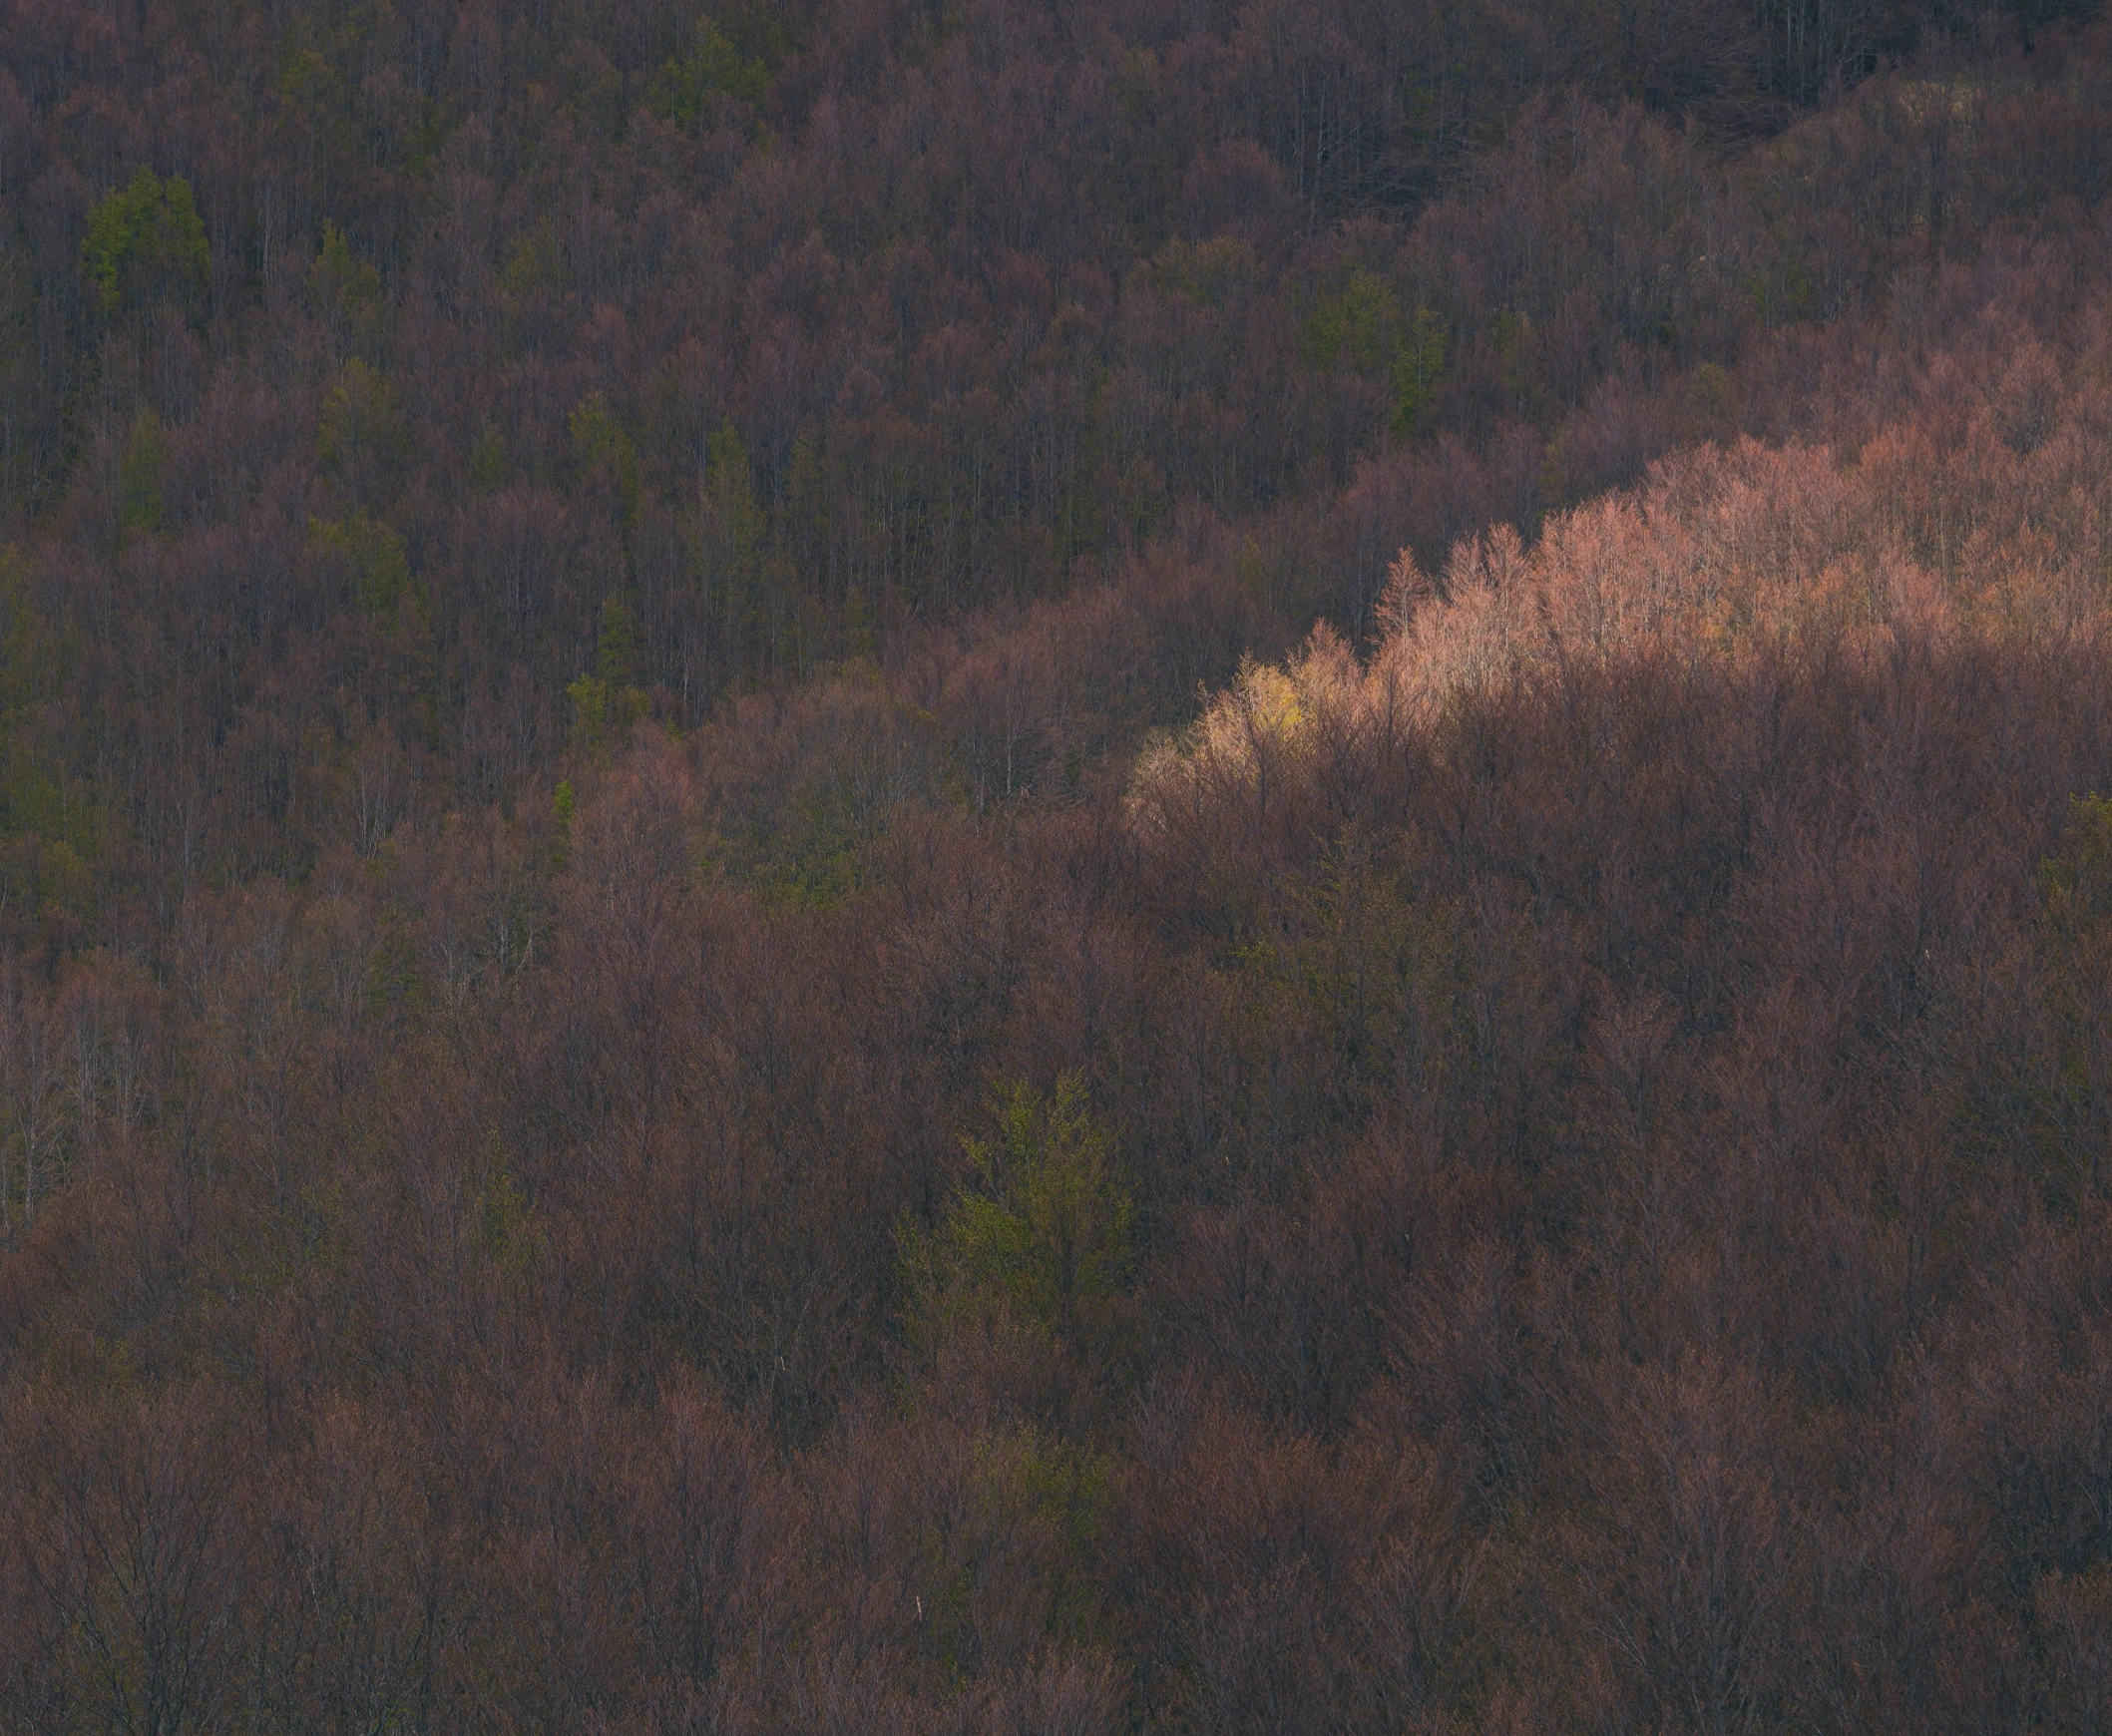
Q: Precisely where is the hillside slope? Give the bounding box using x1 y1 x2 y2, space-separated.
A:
2 6 2112 1733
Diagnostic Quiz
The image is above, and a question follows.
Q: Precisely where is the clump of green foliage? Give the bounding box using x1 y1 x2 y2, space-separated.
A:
2034 792 2112 1205
308 220 384 349
1142 234 1262 307
700 420 764 595
739 789 863 910
1301 269 1449 433
972 1426 1112 1629
647 10 795 122
916 1424 1116 1680
469 425 508 493
117 410 164 538
570 392 640 529
0 549 96 937
82 169 211 316
309 511 413 615
2040 792 2112 932
568 597 648 753
649 20 768 118
476 1141 542 1284
316 359 408 483
902 1074 1132 1347
499 217 569 331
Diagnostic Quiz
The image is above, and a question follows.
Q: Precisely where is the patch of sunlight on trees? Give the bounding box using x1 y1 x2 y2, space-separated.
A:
1135 419 2112 821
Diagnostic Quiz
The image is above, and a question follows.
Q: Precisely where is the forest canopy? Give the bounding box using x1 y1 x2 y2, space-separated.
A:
3 0 2112 1730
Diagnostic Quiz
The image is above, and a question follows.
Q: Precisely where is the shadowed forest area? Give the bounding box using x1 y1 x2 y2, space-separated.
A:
5 0 2112 1730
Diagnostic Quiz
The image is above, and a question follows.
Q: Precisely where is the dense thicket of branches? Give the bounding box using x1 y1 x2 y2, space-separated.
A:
3 1 2112 1731
0 0 2105 931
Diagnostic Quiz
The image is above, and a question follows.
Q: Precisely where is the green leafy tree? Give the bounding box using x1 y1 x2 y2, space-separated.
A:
117 411 164 538
2035 792 2112 1203
468 425 508 493
1301 268 1399 373
81 170 210 316
916 1426 1116 1679
647 14 786 123
978 1429 1110 1637
308 220 383 350
1493 307 1538 404
475 1140 543 1284
664 19 767 114
568 597 648 753
703 422 763 566
1301 270 1449 433
1389 302 1450 434
309 511 414 615
550 779 576 871
499 217 569 322
2040 793 2112 930
903 1074 1132 1346
698 421 765 656
316 360 408 507
569 392 640 530
0 550 95 936
1144 234 1260 307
